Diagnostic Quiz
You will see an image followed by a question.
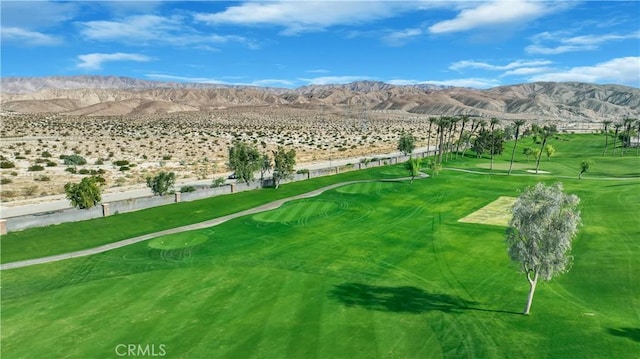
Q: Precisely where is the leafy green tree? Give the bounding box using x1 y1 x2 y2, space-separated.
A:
64 176 103 209
508 120 526 175
397 131 416 156
472 128 505 159
260 153 272 180
579 160 593 179
404 157 421 184
506 182 581 315
272 146 296 189
534 125 557 173
146 171 176 195
532 148 541 164
545 144 555 160
522 147 534 162
228 141 262 185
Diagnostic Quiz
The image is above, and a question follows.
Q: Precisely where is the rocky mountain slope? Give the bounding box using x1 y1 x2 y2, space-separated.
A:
1 76 638 121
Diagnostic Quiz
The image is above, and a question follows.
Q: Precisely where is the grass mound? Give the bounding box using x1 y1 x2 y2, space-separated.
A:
335 181 397 195
148 232 209 250
252 200 341 223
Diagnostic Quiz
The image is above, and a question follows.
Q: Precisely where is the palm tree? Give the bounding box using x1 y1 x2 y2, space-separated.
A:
612 122 622 156
623 117 635 155
455 115 469 158
508 119 526 175
447 116 459 161
602 120 612 156
534 124 557 174
489 118 500 170
435 117 449 165
636 120 640 156
427 117 436 158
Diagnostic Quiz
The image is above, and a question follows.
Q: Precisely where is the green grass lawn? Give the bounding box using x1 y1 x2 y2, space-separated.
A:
1 134 639 358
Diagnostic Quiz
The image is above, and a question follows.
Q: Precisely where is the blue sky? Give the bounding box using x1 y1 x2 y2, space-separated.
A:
2 1 639 89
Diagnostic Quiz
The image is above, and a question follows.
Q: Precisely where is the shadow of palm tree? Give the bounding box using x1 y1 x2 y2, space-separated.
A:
607 327 640 342
328 283 480 314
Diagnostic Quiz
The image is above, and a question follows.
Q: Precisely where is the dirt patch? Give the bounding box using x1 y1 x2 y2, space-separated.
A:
458 196 516 227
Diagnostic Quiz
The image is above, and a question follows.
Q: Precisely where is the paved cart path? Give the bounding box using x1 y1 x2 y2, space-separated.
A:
1 174 427 270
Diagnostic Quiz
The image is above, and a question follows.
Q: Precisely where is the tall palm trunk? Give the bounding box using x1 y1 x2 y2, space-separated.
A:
602 121 611 156
426 119 434 158
508 120 524 175
456 117 467 158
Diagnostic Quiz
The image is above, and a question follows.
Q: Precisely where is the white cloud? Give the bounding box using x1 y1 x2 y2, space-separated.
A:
194 1 414 35
145 74 228 84
382 28 423 46
77 53 152 70
501 67 554 76
450 59 552 71
429 0 552 34
306 69 331 74
419 78 501 88
388 78 501 89
529 57 640 86
0 1 79 29
77 15 251 47
1 27 61 46
298 76 376 85
145 74 295 88
527 31 640 54
250 79 295 87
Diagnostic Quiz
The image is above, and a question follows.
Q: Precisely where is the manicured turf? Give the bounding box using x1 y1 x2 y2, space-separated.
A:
1 134 639 358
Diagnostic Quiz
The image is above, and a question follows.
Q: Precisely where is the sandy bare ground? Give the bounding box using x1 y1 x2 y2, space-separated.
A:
0 109 436 203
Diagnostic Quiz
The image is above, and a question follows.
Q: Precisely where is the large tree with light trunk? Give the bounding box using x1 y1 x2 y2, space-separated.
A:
506 182 581 315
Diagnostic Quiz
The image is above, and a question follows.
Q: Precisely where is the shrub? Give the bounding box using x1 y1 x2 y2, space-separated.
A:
23 185 38 196
41 151 52 158
1 178 12 184
296 169 310 174
180 185 196 193
119 166 130 172
62 154 87 166
211 177 226 188
65 167 77 174
0 161 15 169
28 165 45 171
35 175 51 182
46 160 57 167
78 168 91 175
114 160 129 166
162 155 172 160
95 158 104 165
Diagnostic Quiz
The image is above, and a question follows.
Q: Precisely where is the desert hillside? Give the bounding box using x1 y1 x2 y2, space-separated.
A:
2 76 638 120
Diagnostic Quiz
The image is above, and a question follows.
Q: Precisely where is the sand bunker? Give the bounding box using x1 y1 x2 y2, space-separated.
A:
458 196 516 227
526 169 551 174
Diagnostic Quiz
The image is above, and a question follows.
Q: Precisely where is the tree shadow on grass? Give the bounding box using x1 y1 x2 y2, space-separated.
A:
607 327 640 342
328 283 519 315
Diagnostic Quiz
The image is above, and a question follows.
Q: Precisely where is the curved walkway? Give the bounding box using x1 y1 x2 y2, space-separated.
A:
0 173 428 270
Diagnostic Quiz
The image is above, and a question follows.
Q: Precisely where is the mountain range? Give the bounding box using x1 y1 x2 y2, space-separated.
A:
1 76 638 121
